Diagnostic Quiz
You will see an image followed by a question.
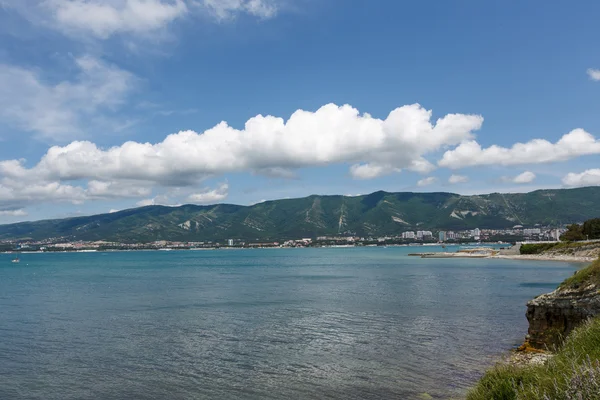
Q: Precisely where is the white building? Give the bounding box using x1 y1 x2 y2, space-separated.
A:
402 231 416 239
416 231 433 239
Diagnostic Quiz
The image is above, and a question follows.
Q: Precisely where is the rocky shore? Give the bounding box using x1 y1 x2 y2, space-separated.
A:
525 272 600 349
498 257 600 367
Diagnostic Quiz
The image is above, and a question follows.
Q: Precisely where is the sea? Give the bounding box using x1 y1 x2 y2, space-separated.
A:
0 246 579 399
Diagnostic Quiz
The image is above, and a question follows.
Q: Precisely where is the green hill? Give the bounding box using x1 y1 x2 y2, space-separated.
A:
1 187 599 242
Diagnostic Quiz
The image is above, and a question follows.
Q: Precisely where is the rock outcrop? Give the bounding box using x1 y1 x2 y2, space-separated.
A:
525 282 600 349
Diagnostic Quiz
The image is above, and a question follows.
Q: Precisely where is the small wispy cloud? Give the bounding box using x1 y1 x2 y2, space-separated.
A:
1 0 282 43
186 182 229 204
0 209 28 217
587 68 600 81
417 176 437 187
448 174 468 184
0 55 137 141
502 171 536 184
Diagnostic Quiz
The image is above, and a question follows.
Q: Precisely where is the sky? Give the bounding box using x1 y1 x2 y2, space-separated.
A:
0 0 599 223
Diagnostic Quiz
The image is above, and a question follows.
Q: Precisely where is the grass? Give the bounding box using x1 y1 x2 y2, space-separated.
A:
467 317 600 400
468 257 600 400
559 257 600 289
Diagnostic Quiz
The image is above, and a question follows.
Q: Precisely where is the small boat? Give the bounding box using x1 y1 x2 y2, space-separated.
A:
11 256 20 263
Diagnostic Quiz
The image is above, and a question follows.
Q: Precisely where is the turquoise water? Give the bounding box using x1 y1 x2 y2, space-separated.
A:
0 247 578 399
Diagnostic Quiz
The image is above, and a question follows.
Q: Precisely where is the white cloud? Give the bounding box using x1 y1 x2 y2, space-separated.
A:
439 129 600 169
0 209 28 217
87 180 151 198
0 103 482 211
202 0 277 20
0 173 149 212
109 209 120 213
1 103 483 183
0 180 88 209
135 192 182 207
562 169 600 187
136 198 156 207
46 0 188 39
407 158 437 174
2 0 280 40
587 68 600 81
505 171 536 184
350 164 399 180
0 56 136 140
186 182 229 204
448 174 468 184
417 176 437 187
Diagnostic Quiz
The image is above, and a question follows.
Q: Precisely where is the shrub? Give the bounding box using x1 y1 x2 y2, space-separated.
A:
519 243 557 255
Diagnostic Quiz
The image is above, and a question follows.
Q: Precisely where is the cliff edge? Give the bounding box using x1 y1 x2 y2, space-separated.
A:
525 258 600 349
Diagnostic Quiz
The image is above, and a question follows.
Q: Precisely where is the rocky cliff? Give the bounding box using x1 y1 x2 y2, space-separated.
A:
525 259 600 349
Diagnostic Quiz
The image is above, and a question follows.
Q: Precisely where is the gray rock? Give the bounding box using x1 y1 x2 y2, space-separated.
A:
526 283 600 349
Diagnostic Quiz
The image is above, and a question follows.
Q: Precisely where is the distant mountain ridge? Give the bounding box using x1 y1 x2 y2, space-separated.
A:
1 187 599 242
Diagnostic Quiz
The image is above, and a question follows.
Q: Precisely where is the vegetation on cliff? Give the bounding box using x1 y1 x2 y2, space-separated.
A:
468 258 600 399
467 317 600 400
559 258 600 289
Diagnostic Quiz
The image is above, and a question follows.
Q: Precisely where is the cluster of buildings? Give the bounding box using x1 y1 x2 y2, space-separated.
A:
433 226 564 242
401 230 434 240
0 225 569 252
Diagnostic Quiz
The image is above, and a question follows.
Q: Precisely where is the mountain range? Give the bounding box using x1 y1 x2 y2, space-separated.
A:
1 187 599 242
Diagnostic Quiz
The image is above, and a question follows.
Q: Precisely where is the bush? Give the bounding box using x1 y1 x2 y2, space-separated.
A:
583 218 600 240
519 243 557 255
561 223 585 241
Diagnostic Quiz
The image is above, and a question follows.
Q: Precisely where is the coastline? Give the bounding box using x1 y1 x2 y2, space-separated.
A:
490 254 594 263
413 252 593 263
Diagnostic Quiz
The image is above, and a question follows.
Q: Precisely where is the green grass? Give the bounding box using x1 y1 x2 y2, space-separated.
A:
559 258 600 289
467 313 600 400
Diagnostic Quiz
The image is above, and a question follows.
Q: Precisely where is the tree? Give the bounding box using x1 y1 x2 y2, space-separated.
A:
560 223 585 241
582 218 600 240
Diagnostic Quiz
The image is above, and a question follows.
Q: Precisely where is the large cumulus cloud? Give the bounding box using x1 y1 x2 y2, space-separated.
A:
0 103 482 209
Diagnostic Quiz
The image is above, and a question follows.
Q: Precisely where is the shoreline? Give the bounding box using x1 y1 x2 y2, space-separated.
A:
413 252 593 263
2 249 593 263
491 254 594 263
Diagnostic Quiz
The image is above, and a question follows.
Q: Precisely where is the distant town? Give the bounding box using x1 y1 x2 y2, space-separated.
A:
0 225 568 253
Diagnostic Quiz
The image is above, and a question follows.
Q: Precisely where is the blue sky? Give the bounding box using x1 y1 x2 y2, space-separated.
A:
0 0 599 223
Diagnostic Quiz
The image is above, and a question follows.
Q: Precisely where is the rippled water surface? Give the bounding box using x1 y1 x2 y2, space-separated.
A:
0 247 579 399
